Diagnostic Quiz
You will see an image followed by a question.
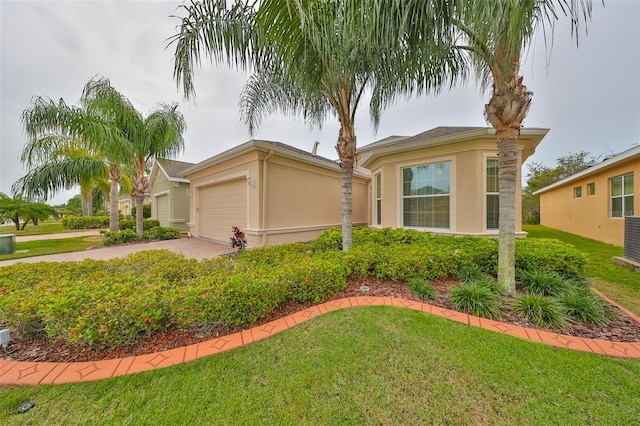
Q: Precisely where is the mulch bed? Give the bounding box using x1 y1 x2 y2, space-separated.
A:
2 277 640 363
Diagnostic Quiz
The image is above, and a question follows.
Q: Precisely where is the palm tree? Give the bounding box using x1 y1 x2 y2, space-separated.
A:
170 0 459 250
20 94 128 231
368 0 592 293
0 193 57 231
13 135 108 217
81 77 186 237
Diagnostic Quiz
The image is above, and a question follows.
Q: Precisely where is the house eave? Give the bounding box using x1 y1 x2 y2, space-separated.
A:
534 145 640 195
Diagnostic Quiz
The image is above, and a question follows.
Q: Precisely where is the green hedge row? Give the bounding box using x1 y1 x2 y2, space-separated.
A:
0 227 586 348
62 216 161 231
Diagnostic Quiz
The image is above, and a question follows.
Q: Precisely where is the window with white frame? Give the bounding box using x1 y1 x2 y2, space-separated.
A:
611 173 634 217
486 159 499 229
402 162 450 228
375 173 382 225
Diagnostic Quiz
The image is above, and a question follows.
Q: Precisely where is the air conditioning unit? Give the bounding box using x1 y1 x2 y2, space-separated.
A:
624 216 640 263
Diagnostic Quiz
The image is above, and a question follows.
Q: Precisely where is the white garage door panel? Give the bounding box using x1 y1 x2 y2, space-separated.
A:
156 194 170 227
199 179 247 242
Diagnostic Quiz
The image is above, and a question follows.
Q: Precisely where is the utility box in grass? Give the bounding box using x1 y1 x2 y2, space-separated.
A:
613 217 640 273
0 234 15 255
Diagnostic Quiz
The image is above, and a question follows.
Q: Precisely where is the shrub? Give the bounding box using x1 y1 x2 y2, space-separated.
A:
62 216 110 229
518 270 571 297
449 282 503 319
513 294 568 330
119 219 160 231
472 274 503 295
558 288 618 325
102 229 139 245
407 277 436 300
147 226 180 240
230 226 247 251
515 238 586 280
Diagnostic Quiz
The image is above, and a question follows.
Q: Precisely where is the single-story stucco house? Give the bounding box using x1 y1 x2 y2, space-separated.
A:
357 126 548 236
534 145 639 246
148 158 196 231
113 194 150 217
182 140 369 248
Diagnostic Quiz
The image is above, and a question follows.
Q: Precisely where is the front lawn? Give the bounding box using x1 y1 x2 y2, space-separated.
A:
524 225 640 315
0 237 102 261
0 221 65 236
2 307 639 425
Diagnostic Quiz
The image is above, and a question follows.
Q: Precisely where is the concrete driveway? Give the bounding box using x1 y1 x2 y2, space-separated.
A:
0 235 232 267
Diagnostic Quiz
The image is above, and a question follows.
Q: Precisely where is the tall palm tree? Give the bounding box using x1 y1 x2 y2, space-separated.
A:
171 0 459 250
20 96 126 231
369 0 592 293
81 77 186 237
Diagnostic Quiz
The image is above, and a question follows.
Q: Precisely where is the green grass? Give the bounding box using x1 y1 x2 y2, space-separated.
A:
0 221 66 236
0 237 101 261
523 225 640 315
2 307 639 425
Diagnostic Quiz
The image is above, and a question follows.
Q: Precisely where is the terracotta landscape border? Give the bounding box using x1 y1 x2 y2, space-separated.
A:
2 294 640 387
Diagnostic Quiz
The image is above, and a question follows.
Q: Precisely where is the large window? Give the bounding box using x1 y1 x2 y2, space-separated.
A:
375 173 382 225
402 162 450 228
611 173 634 217
486 159 499 229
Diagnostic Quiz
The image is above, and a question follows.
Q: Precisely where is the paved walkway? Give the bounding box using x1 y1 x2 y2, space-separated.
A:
14 230 102 242
1 290 639 386
0 236 232 267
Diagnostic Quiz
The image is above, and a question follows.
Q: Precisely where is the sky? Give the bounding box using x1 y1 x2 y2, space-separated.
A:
1 0 639 206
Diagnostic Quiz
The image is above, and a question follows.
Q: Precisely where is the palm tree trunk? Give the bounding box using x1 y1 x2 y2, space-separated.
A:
132 166 147 238
496 131 519 294
108 164 121 232
336 120 357 252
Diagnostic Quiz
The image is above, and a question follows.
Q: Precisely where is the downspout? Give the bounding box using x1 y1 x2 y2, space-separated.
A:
258 150 274 247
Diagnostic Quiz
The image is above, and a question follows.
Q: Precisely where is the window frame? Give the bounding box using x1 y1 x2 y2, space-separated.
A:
574 186 582 198
485 157 499 230
587 182 595 196
610 172 634 218
400 161 452 229
374 173 382 226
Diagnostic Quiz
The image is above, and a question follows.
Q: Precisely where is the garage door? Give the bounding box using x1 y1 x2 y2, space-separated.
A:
199 179 247 243
156 194 170 227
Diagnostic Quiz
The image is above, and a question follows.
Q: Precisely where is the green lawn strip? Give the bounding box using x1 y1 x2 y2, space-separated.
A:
1 307 639 425
0 222 66 236
0 237 101 261
523 225 640 315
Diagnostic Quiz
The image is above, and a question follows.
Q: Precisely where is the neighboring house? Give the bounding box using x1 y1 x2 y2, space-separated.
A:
148 158 196 231
534 145 639 246
357 126 548 236
183 140 369 248
111 194 150 216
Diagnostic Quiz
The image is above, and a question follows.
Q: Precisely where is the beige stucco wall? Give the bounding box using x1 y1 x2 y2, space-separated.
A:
187 147 368 248
539 158 639 246
362 138 526 235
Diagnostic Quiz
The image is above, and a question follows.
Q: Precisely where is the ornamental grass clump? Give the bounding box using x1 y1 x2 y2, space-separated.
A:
558 288 618 325
407 277 436 300
449 282 503 319
518 270 571 297
513 294 568 330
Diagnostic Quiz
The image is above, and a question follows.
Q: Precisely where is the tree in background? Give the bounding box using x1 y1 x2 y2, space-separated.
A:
19 77 185 236
0 193 57 231
170 0 460 250
523 150 600 224
81 77 186 237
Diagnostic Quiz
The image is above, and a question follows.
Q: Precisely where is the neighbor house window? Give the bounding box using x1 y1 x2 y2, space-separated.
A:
587 182 595 196
402 162 450 228
611 173 634 217
574 186 582 198
486 159 499 229
375 173 382 225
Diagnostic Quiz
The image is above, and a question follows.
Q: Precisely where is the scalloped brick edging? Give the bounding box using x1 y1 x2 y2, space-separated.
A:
2 296 640 386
